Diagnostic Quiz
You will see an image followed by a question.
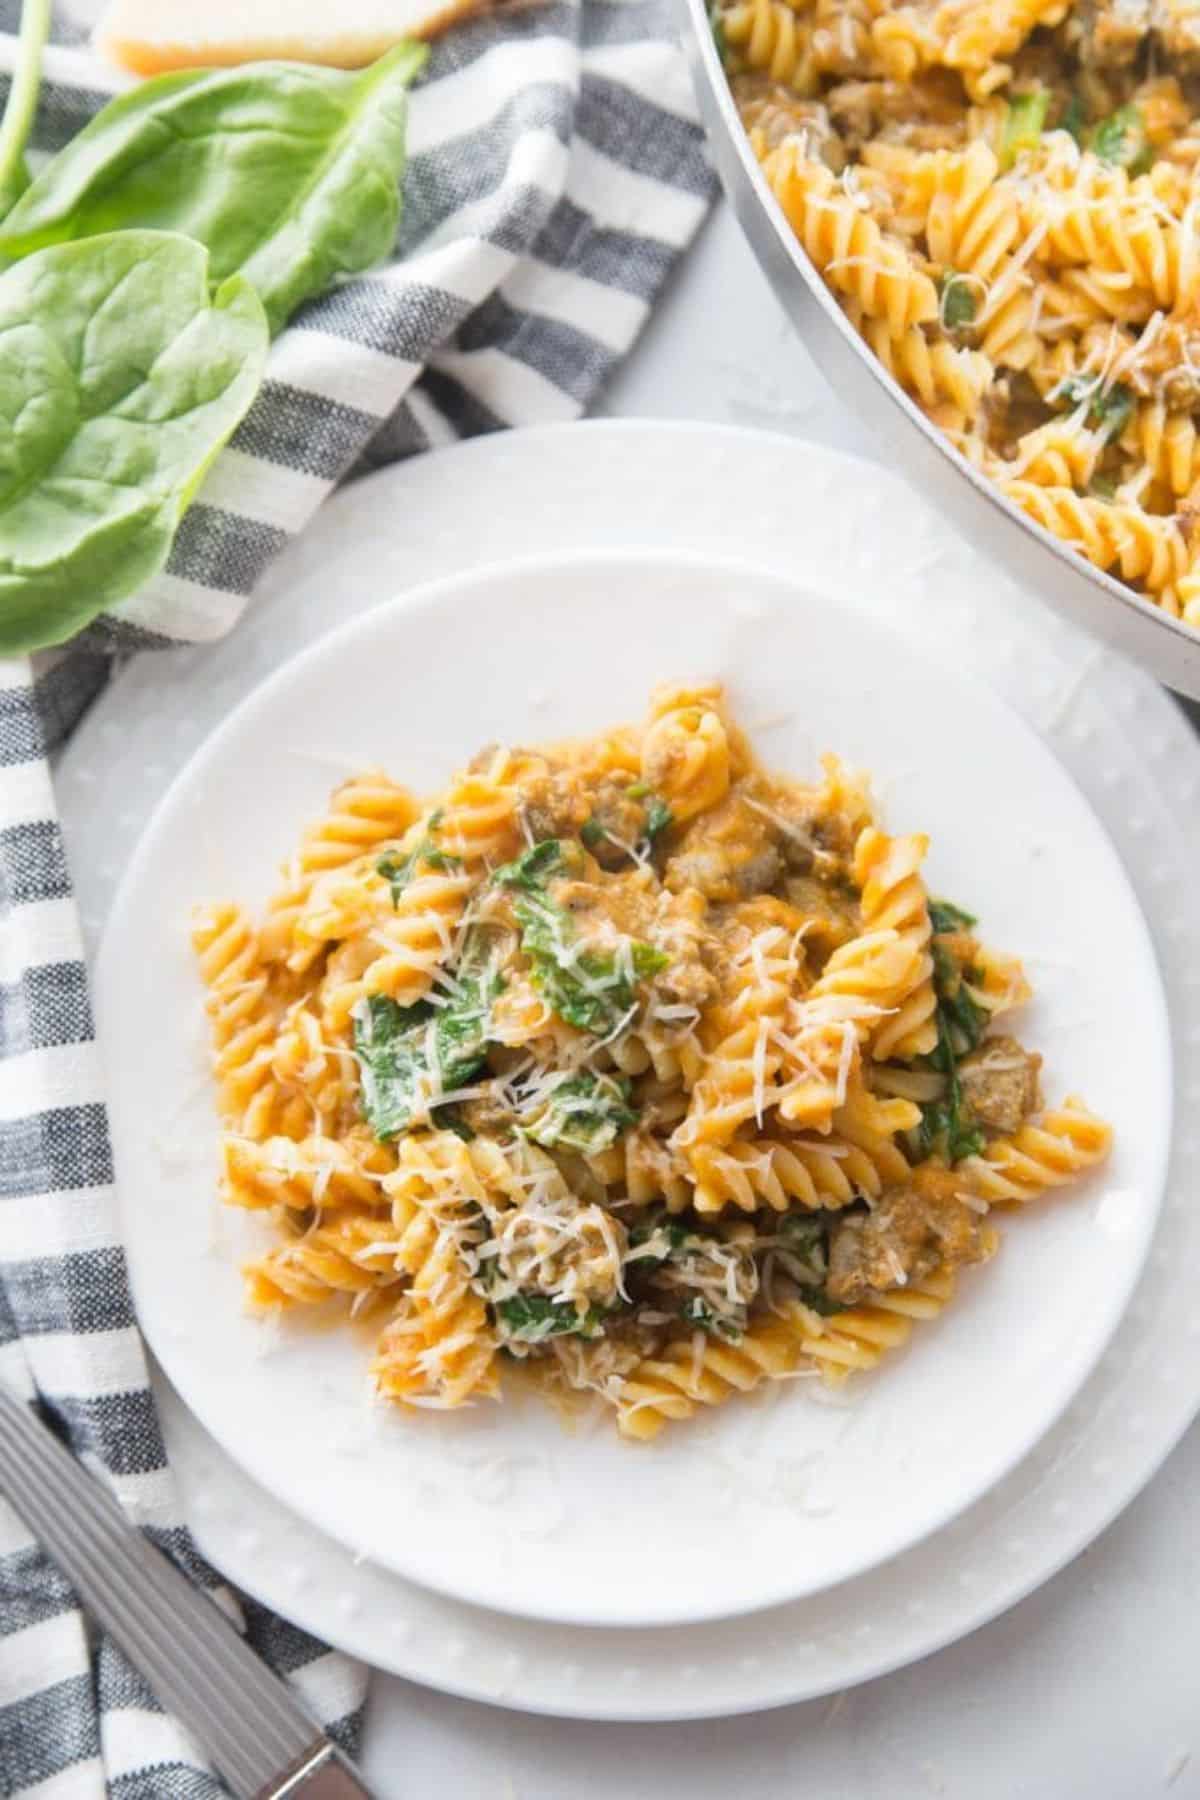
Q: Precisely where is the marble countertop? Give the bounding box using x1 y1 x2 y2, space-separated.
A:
357 201 1200 1800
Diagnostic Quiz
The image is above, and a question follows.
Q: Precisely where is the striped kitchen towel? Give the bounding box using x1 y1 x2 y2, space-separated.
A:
0 4 715 1792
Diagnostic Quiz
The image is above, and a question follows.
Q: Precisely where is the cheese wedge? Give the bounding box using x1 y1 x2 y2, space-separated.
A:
95 0 483 74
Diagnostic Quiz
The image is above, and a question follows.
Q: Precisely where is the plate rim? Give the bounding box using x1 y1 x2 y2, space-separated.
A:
95 536 1170 1629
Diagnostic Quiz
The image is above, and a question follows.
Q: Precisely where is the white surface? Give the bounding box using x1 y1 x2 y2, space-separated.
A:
94 544 1167 1628
54 206 1200 1791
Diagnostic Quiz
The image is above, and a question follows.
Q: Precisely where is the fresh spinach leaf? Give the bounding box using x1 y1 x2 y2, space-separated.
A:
0 231 268 655
0 44 427 335
494 1294 606 1344
0 0 49 220
521 1070 638 1154
1089 104 1152 172
1001 90 1049 168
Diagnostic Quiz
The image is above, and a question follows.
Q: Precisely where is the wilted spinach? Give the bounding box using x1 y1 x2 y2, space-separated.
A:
494 1294 606 1344
520 1070 638 1154
905 902 988 1162
377 811 462 905
494 837 669 1035
352 940 502 1140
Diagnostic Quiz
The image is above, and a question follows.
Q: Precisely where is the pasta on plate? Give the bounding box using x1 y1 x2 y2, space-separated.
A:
719 0 1200 624
194 684 1111 1440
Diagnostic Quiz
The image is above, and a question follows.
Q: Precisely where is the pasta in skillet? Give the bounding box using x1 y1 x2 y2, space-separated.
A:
718 0 1200 625
194 684 1111 1439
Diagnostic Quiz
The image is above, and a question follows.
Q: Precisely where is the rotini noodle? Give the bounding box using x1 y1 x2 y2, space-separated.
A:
196 687 1111 1435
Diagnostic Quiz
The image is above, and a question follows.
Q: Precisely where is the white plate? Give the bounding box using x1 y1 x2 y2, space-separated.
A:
94 538 1168 1629
65 424 1200 1716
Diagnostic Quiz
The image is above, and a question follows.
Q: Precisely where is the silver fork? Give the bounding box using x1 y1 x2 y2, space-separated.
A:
0 1383 374 1799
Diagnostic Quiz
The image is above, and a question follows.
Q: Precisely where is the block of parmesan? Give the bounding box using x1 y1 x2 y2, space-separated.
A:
95 0 482 74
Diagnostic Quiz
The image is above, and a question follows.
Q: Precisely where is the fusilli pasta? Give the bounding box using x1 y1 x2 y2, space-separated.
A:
195 686 1111 1434
723 10 1200 627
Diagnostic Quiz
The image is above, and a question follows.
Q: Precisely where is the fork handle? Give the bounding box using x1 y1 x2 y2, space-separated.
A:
262 1741 375 1798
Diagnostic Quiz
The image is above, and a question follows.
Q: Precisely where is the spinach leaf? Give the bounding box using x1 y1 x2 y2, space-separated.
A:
494 1294 606 1344
906 924 989 1161
938 269 977 332
521 1071 638 1154
912 1081 985 1163
778 1212 828 1263
0 45 427 336
709 0 728 64
1050 374 1133 439
0 231 268 655
494 834 669 1033
515 890 669 1035
928 897 977 935
629 1210 691 1260
352 994 435 1142
493 839 569 891
0 0 49 220
1001 90 1049 168
776 1212 843 1311
679 1296 744 1341
377 812 462 904
644 794 674 839
581 792 672 859
929 944 989 1062
1089 104 1152 172
1060 94 1086 143
352 945 501 1140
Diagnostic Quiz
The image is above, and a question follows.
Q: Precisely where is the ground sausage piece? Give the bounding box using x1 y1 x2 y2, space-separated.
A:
518 769 590 843
782 874 862 957
582 780 650 868
664 791 782 903
957 1035 1042 1136
826 1166 991 1307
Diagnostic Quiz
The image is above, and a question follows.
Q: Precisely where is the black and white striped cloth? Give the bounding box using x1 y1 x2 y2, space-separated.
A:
0 6 714 1791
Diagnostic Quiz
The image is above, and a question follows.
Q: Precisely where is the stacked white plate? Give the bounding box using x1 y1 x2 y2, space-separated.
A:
59 423 1200 1718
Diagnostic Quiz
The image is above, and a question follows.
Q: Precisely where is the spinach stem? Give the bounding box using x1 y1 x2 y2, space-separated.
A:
0 0 50 203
